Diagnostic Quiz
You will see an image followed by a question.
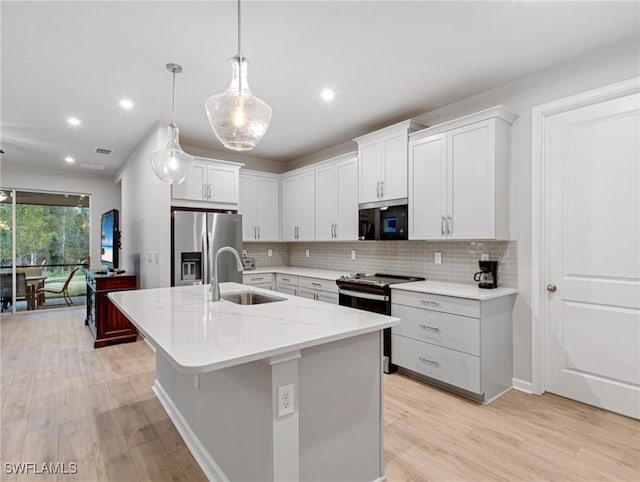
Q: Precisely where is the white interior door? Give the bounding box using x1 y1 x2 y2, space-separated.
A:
544 92 640 419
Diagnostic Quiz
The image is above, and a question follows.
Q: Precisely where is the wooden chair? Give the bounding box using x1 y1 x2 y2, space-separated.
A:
37 267 79 306
0 272 27 311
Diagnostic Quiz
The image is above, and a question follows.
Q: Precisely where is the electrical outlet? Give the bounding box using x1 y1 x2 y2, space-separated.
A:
305 249 310 258
351 249 356 260
481 253 489 261
277 384 294 417
242 249 247 257
268 249 272 257
434 252 442 264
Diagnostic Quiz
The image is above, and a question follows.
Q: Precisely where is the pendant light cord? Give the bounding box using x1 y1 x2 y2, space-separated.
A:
237 0 242 93
171 69 177 126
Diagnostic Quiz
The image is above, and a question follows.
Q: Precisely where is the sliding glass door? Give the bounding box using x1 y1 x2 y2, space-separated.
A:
0 189 90 313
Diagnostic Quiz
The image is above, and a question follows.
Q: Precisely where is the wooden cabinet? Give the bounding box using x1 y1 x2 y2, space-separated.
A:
172 157 242 207
239 171 279 242
408 106 516 240
391 288 514 402
85 272 137 348
355 120 423 204
281 170 315 241
315 154 358 241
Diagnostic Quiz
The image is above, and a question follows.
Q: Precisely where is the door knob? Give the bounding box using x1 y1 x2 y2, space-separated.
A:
546 284 557 293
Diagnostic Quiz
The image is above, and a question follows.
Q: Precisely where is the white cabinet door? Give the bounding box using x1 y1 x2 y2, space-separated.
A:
255 177 279 242
315 165 337 241
336 158 358 240
296 171 316 240
381 132 408 200
409 134 447 239
448 121 494 239
358 139 381 204
207 164 238 204
172 162 206 201
239 174 256 241
281 176 297 241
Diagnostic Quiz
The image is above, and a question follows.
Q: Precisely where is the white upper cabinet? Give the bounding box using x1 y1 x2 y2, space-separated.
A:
315 154 358 241
355 120 423 204
282 169 315 241
408 106 516 240
172 157 243 208
239 171 279 242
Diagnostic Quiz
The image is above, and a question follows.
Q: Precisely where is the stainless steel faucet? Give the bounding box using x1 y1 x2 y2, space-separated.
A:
210 246 244 301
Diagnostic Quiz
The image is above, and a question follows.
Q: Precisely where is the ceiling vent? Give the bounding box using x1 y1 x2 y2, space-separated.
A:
95 147 113 155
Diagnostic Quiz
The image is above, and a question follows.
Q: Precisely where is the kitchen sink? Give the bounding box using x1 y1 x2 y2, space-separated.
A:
221 291 286 305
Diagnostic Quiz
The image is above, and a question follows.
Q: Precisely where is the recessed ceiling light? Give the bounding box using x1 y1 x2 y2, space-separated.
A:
320 88 335 102
64 156 75 163
119 98 135 110
67 117 81 127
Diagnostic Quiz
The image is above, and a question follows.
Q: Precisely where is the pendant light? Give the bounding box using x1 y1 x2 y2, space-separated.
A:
204 0 272 151
150 63 193 184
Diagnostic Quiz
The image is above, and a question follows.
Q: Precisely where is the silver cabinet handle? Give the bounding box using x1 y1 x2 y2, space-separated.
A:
380 181 384 198
312 282 321 287
282 278 290 282
334 223 337 239
418 357 440 367
376 181 380 198
420 299 440 306
254 226 257 239
446 215 452 235
441 216 445 236
251 277 265 281
257 226 260 239
314 293 318 300
546 284 557 293
202 184 206 199
418 324 440 332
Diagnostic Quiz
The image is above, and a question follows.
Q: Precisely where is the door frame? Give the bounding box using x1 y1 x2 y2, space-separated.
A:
530 77 639 395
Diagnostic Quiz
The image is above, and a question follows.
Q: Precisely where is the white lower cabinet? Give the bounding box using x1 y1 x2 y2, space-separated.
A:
275 274 299 296
391 288 514 402
298 276 338 304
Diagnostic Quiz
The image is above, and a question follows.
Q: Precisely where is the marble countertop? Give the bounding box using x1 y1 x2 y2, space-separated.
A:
390 280 517 300
109 282 398 374
244 266 351 281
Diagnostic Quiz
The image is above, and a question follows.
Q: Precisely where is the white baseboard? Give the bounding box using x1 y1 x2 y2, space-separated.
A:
153 380 229 482
142 335 156 353
483 386 513 404
512 378 533 394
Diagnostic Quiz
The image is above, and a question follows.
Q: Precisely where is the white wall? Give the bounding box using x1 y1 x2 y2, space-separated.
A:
0 164 121 268
285 39 640 384
183 143 287 174
115 123 171 289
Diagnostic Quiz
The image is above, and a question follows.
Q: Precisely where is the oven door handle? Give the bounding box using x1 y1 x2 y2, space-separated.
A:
338 289 389 302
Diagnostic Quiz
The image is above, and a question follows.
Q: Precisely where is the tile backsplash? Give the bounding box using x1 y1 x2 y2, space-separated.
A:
243 240 518 288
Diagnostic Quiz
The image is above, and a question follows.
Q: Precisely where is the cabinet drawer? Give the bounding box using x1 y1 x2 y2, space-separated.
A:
276 274 298 287
298 277 337 294
392 335 480 394
243 273 273 285
275 284 297 296
248 282 272 291
391 303 480 356
316 291 338 305
392 289 480 318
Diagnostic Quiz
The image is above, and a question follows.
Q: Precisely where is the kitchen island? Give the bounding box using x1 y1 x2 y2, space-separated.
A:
109 282 398 482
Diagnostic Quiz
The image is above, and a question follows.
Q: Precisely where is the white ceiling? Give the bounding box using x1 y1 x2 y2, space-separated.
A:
1 1 639 176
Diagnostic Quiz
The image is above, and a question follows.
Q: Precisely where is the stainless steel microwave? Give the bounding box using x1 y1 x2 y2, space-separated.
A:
358 201 408 240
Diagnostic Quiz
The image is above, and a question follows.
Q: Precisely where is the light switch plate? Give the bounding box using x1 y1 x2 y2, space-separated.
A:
434 252 442 264
351 250 356 260
305 249 310 258
481 253 489 261
268 249 272 257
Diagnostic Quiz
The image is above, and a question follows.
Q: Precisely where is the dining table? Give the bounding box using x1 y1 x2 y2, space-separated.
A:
25 275 47 310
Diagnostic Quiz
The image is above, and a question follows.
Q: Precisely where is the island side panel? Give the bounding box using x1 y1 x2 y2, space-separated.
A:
155 354 274 481
299 331 383 482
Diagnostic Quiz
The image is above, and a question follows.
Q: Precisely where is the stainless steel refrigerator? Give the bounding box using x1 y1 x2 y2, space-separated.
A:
171 209 243 287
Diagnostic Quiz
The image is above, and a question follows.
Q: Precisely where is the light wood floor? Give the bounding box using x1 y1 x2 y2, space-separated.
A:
1 309 639 481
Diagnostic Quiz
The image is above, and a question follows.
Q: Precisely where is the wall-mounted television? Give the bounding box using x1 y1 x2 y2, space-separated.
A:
100 209 120 270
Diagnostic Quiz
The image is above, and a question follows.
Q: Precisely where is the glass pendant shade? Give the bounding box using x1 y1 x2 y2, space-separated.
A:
149 124 193 184
205 56 272 151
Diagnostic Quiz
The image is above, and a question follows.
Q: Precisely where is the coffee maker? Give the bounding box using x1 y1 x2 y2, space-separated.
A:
474 260 498 289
